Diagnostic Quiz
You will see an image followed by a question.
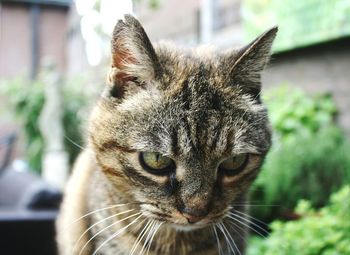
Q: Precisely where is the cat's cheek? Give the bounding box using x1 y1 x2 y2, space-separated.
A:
95 152 124 174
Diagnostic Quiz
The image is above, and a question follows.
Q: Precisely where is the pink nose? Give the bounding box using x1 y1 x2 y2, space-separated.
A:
182 212 204 223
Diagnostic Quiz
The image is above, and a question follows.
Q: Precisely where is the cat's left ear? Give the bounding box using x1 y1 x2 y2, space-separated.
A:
227 26 278 95
107 15 162 98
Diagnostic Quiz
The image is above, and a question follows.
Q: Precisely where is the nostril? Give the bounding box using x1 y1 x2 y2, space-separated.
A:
181 207 209 224
182 213 203 224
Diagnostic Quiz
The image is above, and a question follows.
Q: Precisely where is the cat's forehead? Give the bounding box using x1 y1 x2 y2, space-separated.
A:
155 44 226 86
154 46 245 106
159 63 250 115
118 84 268 160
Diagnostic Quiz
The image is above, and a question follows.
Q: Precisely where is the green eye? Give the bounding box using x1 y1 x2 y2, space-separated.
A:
219 154 248 175
139 152 175 174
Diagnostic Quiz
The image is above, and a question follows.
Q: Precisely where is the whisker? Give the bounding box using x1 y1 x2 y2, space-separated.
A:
229 212 291 251
130 219 153 255
124 218 148 244
231 201 280 206
217 222 236 255
129 220 149 255
92 213 143 255
68 203 134 228
231 204 279 207
225 220 248 249
226 219 246 237
233 209 270 228
64 135 92 153
139 220 156 255
73 208 134 253
145 221 163 255
229 212 269 237
212 225 223 255
222 222 241 255
227 213 268 239
80 212 142 255
234 199 277 203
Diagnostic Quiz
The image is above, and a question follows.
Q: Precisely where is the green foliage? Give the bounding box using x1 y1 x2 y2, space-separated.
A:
264 86 337 138
247 185 350 255
2 77 87 173
2 78 45 172
250 86 350 221
132 0 162 9
242 0 350 51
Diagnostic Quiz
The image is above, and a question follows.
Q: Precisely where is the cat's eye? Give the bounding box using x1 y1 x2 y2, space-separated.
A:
139 152 175 175
218 154 249 175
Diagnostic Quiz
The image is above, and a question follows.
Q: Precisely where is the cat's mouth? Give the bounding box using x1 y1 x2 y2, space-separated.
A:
166 213 228 231
168 222 208 231
140 203 229 232
143 210 227 231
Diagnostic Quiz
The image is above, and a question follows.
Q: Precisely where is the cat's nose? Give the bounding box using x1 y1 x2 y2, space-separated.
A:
182 212 204 223
181 206 209 224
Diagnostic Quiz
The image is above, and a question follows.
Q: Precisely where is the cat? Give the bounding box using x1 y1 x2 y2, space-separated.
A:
56 15 277 255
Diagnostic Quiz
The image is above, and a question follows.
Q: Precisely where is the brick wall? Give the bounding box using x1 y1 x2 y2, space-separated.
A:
264 39 350 137
0 2 69 79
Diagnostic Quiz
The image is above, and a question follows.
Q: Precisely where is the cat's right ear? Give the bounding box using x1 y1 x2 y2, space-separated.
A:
107 15 161 98
225 26 278 96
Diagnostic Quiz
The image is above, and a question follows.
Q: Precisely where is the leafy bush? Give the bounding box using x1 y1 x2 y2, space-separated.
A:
264 86 337 138
250 86 350 221
247 185 350 255
2 77 88 172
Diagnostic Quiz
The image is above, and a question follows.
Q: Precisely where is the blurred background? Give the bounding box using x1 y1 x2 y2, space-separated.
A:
0 0 349 254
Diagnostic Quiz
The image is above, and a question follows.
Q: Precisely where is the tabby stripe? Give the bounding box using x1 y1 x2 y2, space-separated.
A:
101 166 124 178
233 167 260 186
210 117 223 152
183 117 197 152
180 79 191 110
99 140 136 153
225 129 235 154
170 129 179 155
120 162 158 186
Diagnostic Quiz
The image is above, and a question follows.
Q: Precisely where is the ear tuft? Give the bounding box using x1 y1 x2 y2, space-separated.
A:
227 26 278 95
232 26 278 73
108 15 160 98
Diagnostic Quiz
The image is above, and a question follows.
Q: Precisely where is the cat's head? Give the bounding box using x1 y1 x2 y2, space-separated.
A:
89 15 277 230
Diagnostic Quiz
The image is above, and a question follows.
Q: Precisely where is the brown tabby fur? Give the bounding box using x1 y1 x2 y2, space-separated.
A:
56 15 277 255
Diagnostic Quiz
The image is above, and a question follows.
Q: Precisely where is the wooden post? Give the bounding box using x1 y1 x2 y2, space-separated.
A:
39 59 69 190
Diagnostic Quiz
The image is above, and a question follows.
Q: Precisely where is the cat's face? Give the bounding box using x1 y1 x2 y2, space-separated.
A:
89 15 276 230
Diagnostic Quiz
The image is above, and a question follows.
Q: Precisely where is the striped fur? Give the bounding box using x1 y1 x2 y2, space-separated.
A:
57 15 277 255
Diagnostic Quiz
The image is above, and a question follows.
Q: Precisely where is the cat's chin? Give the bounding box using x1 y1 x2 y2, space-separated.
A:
167 222 209 232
